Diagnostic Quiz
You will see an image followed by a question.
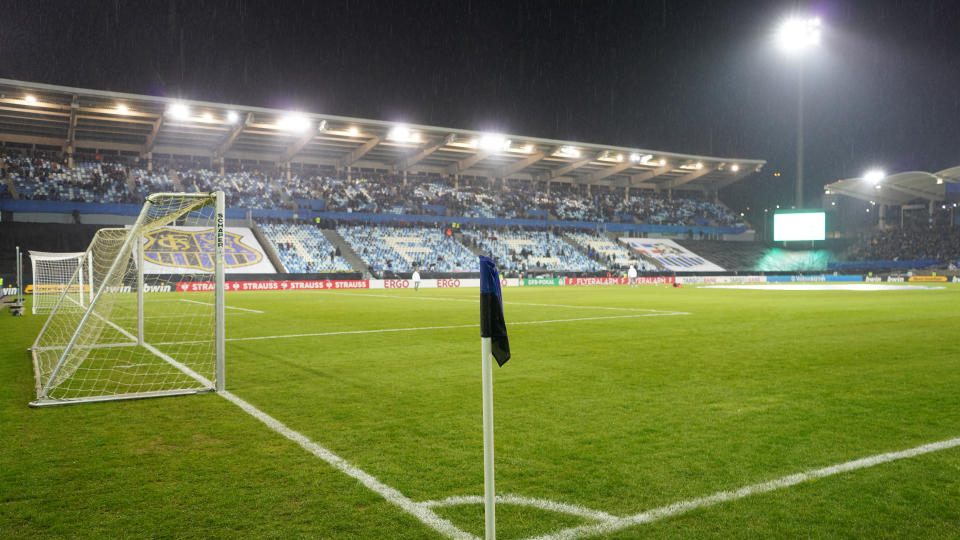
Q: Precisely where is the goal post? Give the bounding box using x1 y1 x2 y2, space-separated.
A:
29 251 90 315
30 192 226 407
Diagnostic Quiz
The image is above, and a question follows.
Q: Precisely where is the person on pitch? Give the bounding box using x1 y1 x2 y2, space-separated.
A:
412 267 421 291
627 263 638 288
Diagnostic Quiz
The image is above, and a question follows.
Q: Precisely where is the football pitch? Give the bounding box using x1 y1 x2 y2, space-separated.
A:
3 283 960 538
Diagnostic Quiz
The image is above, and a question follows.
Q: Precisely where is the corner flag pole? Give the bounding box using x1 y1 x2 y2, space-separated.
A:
479 255 510 540
481 335 496 540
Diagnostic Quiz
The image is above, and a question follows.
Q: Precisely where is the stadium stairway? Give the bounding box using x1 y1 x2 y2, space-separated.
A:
169 170 185 191
124 169 144 202
271 178 294 207
2 176 20 199
249 222 287 273
457 231 487 258
321 229 371 277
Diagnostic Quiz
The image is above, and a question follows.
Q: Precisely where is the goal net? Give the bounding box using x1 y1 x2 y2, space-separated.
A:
30 192 225 406
30 251 90 315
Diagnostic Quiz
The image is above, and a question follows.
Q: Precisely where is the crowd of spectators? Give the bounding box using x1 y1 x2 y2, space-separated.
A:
2 153 746 229
848 226 960 263
1 154 138 203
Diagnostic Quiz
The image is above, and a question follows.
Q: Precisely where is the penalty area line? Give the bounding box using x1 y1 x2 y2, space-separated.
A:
528 435 960 540
154 312 689 345
320 290 678 313
178 298 265 313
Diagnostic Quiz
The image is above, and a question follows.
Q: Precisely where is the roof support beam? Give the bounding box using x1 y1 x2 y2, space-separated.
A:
65 95 79 151
713 168 754 190
664 166 715 189
397 134 454 171
497 151 547 178
628 164 673 185
213 112 252 158
447 150 492 175
880 182 941 202
280 125 319 162
547 153 598 180
829 184 901 206
586 160 633 183
143 115 164 154
338 135 381 169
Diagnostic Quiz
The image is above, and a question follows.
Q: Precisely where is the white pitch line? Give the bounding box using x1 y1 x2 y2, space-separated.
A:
153 312 689 346
218 390 477 540
422 494 618 522
321 291 678 313
179 298 264 313
528 436 960 540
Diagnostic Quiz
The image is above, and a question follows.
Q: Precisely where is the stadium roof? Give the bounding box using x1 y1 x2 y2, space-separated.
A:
0 78 765 192
825 166 960 206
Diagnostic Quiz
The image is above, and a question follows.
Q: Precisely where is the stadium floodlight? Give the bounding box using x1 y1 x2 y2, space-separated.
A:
347 126 359 136
226 111 239 123
731 164 740 172
524 144 534 153
558 146 581 158
864 169 885 184
116 104 129 114
168 103 190 120
277 114 310 132
936 177 944 185
478 134 510 152
777 16 822 53
202 112 213 122
24 94 37 104
696 162 704 169
659 158 667 166
388 124 419 142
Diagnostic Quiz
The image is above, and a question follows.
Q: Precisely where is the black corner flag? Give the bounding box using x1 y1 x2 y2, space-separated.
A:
479 256 510 366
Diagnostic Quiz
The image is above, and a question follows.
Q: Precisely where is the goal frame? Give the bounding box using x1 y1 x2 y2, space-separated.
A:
29 251 92 315
29 191 226 407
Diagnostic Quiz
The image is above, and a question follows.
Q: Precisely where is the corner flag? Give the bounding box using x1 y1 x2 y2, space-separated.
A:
479 256 510 366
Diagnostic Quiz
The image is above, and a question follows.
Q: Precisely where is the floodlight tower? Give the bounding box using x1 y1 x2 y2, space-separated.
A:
777 16 821 209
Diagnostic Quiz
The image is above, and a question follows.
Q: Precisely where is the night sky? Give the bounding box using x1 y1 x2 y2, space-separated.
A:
2 0 959 213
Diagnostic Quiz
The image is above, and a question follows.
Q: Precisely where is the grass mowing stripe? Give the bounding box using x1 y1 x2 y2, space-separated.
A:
153 312 690 345
218 390 477 540
530 436 960 540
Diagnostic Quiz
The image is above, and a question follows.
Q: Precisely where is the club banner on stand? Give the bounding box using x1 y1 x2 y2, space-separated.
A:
141 226 276 274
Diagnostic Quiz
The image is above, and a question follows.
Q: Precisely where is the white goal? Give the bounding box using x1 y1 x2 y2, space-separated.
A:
30 251 91 315
30 192 225 407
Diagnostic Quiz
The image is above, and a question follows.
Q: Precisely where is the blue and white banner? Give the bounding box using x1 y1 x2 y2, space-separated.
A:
619 238 724 272
140 227 276 274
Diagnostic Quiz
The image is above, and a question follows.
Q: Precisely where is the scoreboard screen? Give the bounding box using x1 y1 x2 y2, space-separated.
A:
773 211 826 242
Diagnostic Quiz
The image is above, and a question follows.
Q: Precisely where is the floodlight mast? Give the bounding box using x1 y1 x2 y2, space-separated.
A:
777 16 821 209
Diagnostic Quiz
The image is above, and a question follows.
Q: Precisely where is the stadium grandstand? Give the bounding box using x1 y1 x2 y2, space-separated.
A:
2 78 959 282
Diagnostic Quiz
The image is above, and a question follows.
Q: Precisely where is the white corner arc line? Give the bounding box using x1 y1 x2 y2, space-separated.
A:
179 298 264 313
421 494 618 522
527 436 960 540
218 390 478 540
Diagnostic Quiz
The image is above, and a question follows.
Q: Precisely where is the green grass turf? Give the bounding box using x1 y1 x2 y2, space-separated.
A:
3 283 960 538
